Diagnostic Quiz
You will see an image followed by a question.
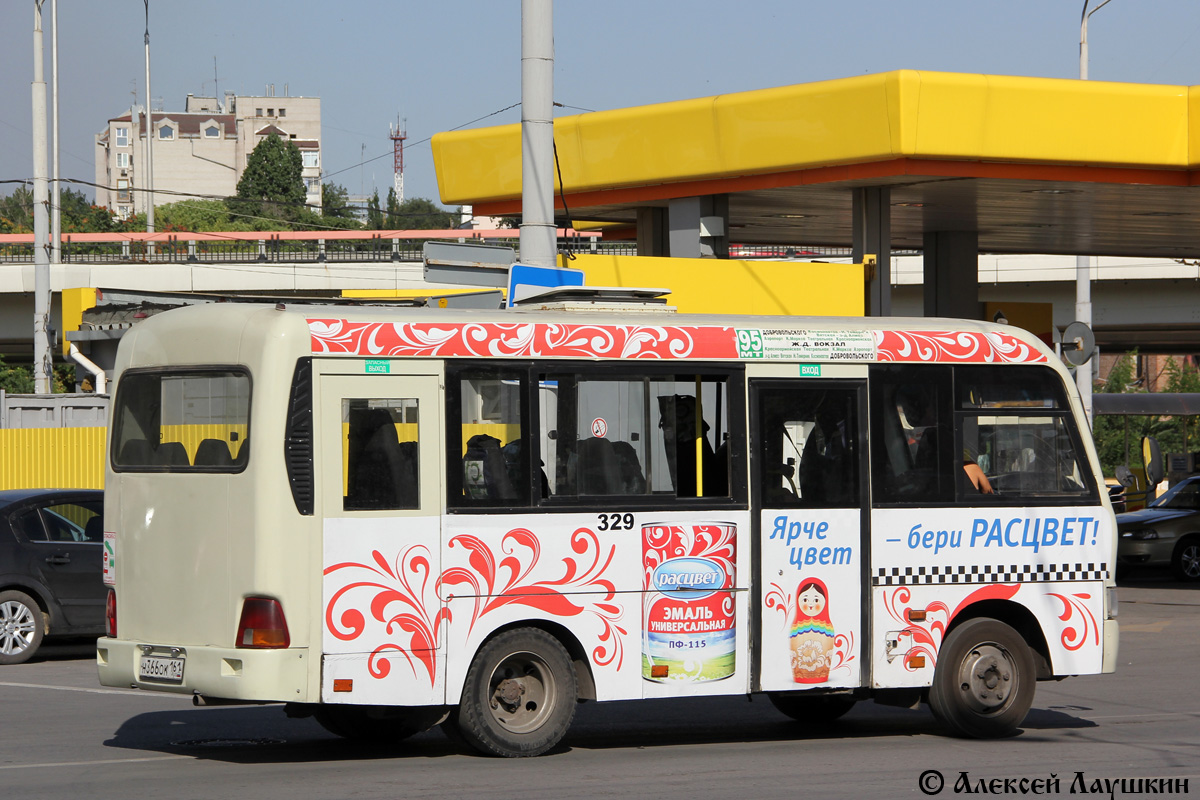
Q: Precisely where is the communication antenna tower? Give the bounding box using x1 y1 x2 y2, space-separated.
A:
389 116 407 205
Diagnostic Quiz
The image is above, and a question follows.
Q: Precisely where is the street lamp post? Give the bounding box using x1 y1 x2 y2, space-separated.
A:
143 0 154 240
31 0 51 394
1076 0 1114 425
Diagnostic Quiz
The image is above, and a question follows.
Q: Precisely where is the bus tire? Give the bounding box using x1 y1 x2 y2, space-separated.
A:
313 705 446 743
453 627 577 757
929 618 1035 739
0 590 45 665
767 692 857 723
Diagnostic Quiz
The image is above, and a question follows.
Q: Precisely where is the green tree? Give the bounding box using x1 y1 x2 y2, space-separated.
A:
232 133 306 222
153 199 250 232
365 189 384 230
385 187 401 228
388 197 459 229
0 354 33 393
0 185 34 233
58 188 116 233
321 182 356 221
1091 352 1142 476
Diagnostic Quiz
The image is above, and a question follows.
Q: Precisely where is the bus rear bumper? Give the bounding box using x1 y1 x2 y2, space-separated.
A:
1102 619 1119 674
96 638 311 702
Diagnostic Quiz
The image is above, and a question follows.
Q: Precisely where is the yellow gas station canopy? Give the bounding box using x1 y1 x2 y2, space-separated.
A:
433 70 1200 257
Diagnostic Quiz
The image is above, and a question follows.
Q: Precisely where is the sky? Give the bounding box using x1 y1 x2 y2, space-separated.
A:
3 0 1200 210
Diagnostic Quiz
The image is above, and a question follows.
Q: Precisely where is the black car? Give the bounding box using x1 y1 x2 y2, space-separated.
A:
0 489 105 664
1116 476 1200 581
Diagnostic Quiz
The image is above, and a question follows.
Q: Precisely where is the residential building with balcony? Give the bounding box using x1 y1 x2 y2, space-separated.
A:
94 88 321 219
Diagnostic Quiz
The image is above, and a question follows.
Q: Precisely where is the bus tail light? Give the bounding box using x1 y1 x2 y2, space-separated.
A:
105 589 117 637
236 597 290 648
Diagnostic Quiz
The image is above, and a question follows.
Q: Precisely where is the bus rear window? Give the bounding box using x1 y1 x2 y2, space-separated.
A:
112 369 250 472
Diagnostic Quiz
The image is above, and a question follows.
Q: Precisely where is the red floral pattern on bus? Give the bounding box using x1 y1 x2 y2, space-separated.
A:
308 319 738 360
324 527 626 687
1046 591 1098 651
882 583 1021 670
873 330 1046 364
325 545 446 685
440 526 626 669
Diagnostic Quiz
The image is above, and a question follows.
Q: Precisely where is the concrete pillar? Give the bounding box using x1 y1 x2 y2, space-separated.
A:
851 187 891 316
636 208 667 257
922 230 981 320
668 195 729 258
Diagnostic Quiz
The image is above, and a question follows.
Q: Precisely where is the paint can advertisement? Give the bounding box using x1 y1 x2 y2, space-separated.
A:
642 521 736 683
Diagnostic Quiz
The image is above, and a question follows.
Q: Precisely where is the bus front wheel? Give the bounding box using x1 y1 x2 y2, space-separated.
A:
928 618 1035 739
452 627 577 757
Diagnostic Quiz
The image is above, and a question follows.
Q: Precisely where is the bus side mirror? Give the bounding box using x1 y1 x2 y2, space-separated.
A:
1142 436 1164 487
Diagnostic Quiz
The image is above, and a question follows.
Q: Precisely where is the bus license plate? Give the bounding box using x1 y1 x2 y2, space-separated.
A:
139 655 185 683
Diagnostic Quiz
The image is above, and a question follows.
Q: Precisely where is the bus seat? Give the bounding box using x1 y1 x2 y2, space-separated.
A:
154 442 190 467
347 408 409 510
395 440 420 508
194 438 233 467
611 441 647 494
577 437 622 495
463 433 517 501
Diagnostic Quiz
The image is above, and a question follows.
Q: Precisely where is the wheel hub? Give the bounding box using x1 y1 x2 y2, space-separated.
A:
487 651 555 734
492 677 526 710
957 644 1014 714
1181 545 1200 578
0 601 34 654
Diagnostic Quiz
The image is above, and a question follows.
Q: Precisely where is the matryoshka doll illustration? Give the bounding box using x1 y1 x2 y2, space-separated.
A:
790 578 835 683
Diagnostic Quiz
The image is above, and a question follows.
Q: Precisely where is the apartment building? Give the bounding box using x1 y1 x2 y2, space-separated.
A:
94 88 321 219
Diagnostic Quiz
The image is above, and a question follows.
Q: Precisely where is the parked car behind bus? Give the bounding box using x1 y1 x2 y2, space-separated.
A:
1116 476 1200 581
0 489 105 664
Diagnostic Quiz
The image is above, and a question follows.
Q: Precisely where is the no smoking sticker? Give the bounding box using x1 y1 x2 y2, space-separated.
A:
591 418 608 438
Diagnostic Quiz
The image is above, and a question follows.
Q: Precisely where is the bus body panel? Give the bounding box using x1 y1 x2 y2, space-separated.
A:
316 368 445 706
99 307 320 701
321 516 446 706
870 506 1111 685
758 507 863 691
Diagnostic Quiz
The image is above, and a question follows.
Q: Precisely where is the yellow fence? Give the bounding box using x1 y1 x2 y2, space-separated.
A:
0 427 106 490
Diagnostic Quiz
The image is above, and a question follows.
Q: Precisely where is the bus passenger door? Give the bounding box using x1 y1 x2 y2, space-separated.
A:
752 379 867 693
317 370 445 706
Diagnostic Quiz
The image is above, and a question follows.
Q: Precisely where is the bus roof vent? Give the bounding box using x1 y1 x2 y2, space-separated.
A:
511 285 676 313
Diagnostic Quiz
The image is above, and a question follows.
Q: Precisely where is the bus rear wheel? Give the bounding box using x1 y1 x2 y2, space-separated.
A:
767 692 857 723
452 627 577 757
929 618 1035 739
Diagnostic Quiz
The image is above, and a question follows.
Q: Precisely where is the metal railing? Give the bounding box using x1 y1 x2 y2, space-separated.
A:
0 230 872 266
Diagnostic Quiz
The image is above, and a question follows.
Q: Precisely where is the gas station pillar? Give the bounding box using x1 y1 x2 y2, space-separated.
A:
667 195 729 258
852 187 891 316
922 230 981 319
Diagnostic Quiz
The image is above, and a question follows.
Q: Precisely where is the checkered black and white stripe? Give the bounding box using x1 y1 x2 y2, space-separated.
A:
872 563 1109 586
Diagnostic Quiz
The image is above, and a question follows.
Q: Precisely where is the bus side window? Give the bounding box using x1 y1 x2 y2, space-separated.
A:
343 399 419 511
450 368 531 508
870 365 954 505
955 365 1096 501
756 386 860 508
